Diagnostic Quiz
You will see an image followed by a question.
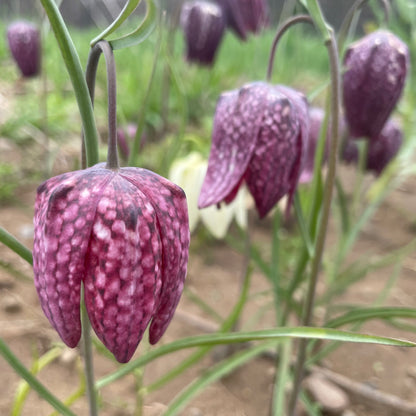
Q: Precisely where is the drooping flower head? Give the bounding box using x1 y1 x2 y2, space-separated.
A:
341 119 403 176
33 164 190 363
198 81 308 218
342 30 409 139
218 0 267 40
180 0 226 66
7 21 41 78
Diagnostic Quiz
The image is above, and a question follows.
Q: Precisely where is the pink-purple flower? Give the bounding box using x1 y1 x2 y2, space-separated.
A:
33 164 190 363
341 119 403 176
219 0 267 40
198 82 308 218
180 1 226 66
7 21 41 78
342 30 409 139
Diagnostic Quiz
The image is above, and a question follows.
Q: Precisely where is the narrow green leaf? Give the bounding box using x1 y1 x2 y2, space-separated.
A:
0 227 33 266
12 347 62 416
0 338 76 416
326 307 416 329
96 327 415 389
164 342 274 416
90 0 142 46
109 0 157 50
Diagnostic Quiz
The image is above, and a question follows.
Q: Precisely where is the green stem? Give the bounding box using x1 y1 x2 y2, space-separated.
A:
0 227 33 265
40 0 99 167
288 24 341 416
266 14 313 81
85 41 119 170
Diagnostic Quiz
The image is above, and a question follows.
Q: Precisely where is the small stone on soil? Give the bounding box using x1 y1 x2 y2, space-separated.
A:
2 295 21 313
304 373 350 414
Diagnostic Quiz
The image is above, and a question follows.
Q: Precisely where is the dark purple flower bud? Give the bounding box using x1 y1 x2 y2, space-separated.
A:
180 1 226 66
343 30 409 138
7 21 41 78
366 120 403 175
198 81 308 218
341 119 403 175
218 0 267 40
33 164 190 363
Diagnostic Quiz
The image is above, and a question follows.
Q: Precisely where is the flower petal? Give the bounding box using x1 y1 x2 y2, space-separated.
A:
245 86 302 217
343 30 409 138
198 82 268 208
121 168 190 345
33 167 111 347
83 173 162 363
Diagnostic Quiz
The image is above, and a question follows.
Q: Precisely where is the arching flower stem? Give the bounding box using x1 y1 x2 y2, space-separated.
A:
85 40 119 170
266 15 313 82
288 28 341 416
265 8 341 415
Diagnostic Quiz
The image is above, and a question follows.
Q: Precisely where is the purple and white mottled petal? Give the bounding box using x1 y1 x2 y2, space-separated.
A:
343 30 409 138
275 85 309 201
198 82 268 208
83 173 162 363
120 168 190 345
245 87 301 217
33 167 111 347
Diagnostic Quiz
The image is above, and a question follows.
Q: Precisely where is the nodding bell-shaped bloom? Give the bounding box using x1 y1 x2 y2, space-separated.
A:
33 164 190 363
180 1 226 66
198 82 308 218
170 152 247 239
219 0 267 40
7 21 41 78
341 119 403 176
343 30 409 139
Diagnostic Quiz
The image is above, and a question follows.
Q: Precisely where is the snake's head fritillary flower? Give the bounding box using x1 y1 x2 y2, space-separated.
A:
218 0 267 40
7 21 40 78
343 30 409 139
170 152 247 239
180 1 226 66
341 119 403 176
198 82 308 218
33 164 190 363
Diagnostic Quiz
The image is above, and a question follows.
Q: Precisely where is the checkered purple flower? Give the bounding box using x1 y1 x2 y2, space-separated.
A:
7 21 40 78
180 1 226 66
33 164 190 363
198 81 308 218
343 30 409 139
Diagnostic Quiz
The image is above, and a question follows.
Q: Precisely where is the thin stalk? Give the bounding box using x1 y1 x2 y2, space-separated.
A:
40 0 99 167
81 290 98 416
288 26 341 416
266 15 313 81
85 40 119 170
